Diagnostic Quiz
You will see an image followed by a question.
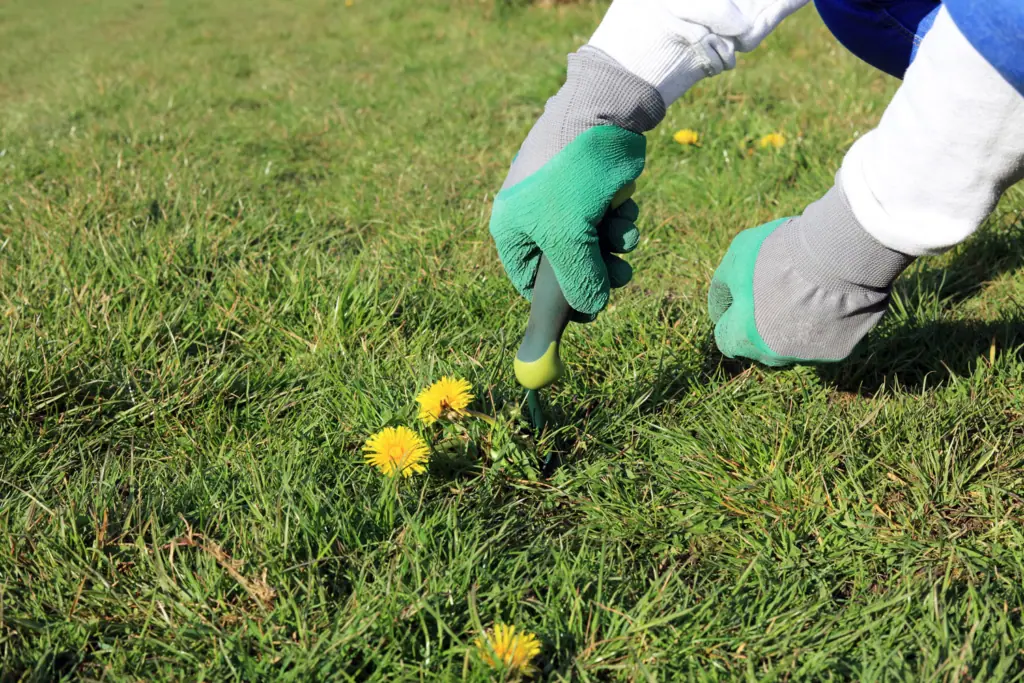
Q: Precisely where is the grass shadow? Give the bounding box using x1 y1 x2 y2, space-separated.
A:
820 221 1024 395
817 318 1024 396
695 315 1024 398
428 447 480 480
897 219 1024 309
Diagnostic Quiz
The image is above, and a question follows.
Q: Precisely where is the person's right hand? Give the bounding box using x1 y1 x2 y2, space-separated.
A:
489 46 665 321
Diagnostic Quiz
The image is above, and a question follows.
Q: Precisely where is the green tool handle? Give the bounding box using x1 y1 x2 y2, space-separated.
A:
512 181 636 392
514 256 571 391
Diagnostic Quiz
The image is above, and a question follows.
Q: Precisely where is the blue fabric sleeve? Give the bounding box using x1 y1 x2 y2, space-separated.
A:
944 0 1024 94
814 0 940 79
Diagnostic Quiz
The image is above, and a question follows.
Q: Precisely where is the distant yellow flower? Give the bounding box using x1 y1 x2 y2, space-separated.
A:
416 377 474 425
475 624 541 676
344 0 354 5
363 426 429 477
673 129 700 146
758 132 786 149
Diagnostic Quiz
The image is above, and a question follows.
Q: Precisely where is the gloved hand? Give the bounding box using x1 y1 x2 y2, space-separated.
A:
708 184 914 366
489 46 665 321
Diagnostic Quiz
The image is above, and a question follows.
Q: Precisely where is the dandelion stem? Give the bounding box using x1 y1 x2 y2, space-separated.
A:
463 409 496 426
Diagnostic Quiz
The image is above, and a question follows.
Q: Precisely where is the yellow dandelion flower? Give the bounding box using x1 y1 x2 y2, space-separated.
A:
363 426 429 477
758 132 786 149
415 377 474 425
344 0 354 5
475 623 541 676
673 129 700 146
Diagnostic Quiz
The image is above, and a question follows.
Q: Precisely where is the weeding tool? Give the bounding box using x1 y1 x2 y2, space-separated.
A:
514 181 636 435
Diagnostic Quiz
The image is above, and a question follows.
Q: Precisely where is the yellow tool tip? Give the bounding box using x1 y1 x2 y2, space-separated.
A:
514 342 564 390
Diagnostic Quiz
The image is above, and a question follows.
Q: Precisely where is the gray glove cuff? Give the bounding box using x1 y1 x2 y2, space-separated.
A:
784 177 914 292
502 46 665 190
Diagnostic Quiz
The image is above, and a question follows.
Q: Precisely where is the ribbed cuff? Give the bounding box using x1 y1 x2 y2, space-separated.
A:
499 47 665 191
786 179 913 292
568 47 667 135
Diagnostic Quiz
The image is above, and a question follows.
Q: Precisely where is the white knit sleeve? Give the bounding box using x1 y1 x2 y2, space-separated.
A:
840 7 1024 255
588 0 810 104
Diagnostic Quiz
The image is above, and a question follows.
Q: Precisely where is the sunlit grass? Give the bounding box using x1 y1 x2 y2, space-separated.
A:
2 0 1023 678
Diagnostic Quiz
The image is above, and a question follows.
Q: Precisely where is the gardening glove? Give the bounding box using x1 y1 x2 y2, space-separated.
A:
489 46 666 321
708 179 914 366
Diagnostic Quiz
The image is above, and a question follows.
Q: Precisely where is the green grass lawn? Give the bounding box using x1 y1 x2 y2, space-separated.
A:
3 0 1024 679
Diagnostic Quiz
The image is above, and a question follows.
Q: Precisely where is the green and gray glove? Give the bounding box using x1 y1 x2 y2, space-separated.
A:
708 181 914 366
490 46 665 321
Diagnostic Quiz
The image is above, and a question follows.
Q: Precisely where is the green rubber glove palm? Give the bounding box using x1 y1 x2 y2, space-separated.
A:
708 218 805 367
490 126 645 321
